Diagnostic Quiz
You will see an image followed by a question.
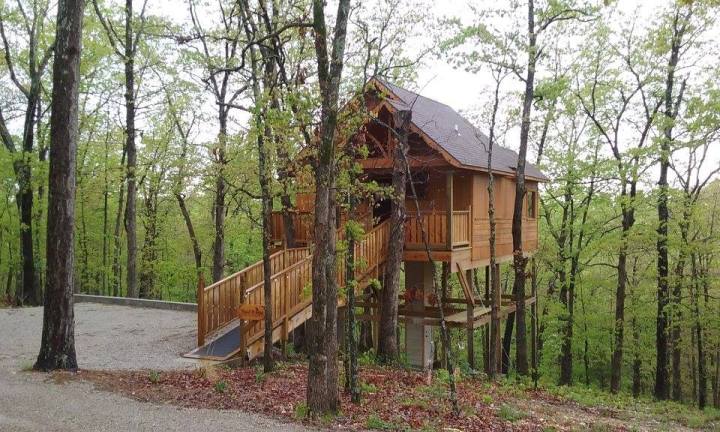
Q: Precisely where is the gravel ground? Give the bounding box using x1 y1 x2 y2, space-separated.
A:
0 303 310 432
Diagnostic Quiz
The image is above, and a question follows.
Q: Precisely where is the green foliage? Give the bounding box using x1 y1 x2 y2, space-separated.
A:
359 381 378 393
254 365 266 383
148 371 161 384
498 404 526 423
213 379 228 393
294 402 309 420
365 413 397 430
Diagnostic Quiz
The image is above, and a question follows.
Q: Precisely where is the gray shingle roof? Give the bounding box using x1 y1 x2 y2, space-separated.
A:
377 79 547 181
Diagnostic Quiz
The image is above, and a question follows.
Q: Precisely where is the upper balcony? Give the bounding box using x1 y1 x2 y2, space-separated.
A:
270 205 472 253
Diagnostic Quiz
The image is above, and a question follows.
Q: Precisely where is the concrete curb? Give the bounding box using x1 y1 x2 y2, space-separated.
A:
74 294 197 312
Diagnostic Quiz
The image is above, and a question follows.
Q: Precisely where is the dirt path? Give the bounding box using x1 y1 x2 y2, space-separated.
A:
0 304 310 432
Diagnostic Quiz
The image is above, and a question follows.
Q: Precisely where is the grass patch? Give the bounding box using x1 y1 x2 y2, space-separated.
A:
148 370 161 384
498 403 526 422
399 396 429 410
294 402 309 420
359 381 378 393
546 384 720 429
366 413 398 430
213 379 228 393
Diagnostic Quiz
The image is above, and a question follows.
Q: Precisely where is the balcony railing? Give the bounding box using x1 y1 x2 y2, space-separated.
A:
404 208 471 250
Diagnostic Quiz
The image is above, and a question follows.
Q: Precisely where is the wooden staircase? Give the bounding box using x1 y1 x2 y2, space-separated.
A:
186 219 390 361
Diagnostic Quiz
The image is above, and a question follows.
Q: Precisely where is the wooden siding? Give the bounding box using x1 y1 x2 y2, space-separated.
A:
470 173 539 262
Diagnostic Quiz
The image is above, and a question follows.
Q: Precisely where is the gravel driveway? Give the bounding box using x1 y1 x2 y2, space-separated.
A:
0 303 310 432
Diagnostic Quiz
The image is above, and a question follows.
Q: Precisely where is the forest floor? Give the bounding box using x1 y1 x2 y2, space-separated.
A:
73 360 720 431
1 303 718 431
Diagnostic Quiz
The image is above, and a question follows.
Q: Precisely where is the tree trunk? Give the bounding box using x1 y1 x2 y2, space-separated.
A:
690 254 706 408
112 174 125 297
259 110 275 374
486 68 502 378
512 0 536 377
502 315 514 374
307 0 351 416
176 193 202 273
138 191 159 299
378 109 410 363
610 203 632 393
102 136 109 295
123 0 138 298
359 286 374 352
656 8 689 402
212 116 227 283
345 197 359 404
34 0 83 371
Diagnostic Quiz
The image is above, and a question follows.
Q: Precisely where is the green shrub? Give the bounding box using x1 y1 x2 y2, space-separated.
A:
498 404 526 422
214 379 228 393
148 370 161 384
359 381 378 393
294 402 309 420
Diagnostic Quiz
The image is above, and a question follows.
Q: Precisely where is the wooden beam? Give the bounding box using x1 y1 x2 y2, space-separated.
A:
455 262 475 306
446 171 453 250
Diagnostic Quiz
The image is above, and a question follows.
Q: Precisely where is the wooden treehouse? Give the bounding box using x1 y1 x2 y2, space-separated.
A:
186 78 547 370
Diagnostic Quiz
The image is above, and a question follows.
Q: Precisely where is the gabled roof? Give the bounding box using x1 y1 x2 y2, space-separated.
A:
372 78 547 181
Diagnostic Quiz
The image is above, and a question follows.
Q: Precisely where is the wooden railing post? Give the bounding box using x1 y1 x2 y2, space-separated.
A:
197 273 206 346
239 273 247 362
467 205 472 245
446 171 454 250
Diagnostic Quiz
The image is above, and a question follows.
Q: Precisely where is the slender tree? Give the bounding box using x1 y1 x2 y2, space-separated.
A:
655 4 693 402
92 0 151 298
0 0 55 306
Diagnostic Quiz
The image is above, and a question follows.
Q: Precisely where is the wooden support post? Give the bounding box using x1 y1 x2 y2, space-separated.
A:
197 273 206 346
484 265 490 374
466 269 475 370
446 171 454 250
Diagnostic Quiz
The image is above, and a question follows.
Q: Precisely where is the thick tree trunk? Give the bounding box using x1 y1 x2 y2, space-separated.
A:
123 0 138 298
34 0 83 371
307 0 351 415
378 109 410 363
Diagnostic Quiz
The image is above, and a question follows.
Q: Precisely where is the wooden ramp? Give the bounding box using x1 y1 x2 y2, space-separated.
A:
187 220 389 362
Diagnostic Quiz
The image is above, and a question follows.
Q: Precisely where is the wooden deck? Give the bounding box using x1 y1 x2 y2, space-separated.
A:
356 296 536 329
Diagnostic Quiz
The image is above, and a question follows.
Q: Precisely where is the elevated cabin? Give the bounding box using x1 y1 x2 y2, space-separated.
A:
189 78 547 371
271 78 546 272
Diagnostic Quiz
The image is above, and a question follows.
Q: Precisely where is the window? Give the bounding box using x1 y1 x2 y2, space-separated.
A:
527 191 537 218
